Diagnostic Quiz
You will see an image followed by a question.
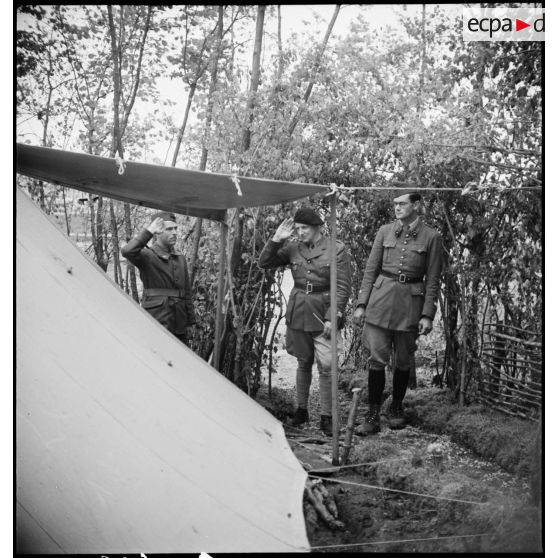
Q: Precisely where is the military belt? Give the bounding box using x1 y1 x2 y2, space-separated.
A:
294 282 330 294
144 288 187 298
380 271 423 284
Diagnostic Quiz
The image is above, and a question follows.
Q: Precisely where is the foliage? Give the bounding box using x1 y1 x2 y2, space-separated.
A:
16 6 541 404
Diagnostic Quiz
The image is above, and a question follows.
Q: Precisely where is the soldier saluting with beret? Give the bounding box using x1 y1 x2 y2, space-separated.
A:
353 192 442 434
121 211 196 345
259 207 351 435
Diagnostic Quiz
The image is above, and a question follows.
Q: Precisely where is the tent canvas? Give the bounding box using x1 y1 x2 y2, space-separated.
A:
16 188 310 553
16 143 329 221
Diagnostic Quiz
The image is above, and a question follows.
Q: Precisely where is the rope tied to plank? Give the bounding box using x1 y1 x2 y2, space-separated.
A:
230 173 243 196
115 155 126 175
325 182 340 197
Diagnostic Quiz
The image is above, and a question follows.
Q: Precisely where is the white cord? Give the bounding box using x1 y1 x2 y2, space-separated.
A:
230 174 243 196
115 155 126 175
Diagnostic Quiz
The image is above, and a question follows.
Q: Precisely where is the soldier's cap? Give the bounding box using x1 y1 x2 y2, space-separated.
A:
152 211 177 223
293 207 324 226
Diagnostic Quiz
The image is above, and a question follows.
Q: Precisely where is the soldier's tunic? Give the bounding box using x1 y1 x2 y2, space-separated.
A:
259 236 351 336
121 228 196 343
357 218 442 368
259 235 351 414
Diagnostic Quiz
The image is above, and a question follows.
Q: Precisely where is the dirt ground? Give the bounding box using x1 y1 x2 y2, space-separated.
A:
257 346 542 554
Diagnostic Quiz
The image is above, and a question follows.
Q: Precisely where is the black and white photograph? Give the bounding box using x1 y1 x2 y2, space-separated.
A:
15 3 544 554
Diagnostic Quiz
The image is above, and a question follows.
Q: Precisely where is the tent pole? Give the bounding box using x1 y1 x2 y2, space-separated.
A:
329 193 339 466
213 218 227 370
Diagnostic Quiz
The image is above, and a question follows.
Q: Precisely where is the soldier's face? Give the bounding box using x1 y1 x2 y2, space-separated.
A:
294 223 320 244
393 195 418 222
159 220 178 249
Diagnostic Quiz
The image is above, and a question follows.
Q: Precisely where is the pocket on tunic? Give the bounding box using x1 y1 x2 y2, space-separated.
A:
142 296 165 309
409 244 427 267
382 240 396 264
410 282 425 296
409 283 425 325
286 294 295 326
373 275 385 289
319 262 331 279
291 258 305 279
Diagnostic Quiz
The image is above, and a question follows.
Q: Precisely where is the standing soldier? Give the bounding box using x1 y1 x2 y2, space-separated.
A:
353 192 442 434
259 207 351 436
122 211 196 345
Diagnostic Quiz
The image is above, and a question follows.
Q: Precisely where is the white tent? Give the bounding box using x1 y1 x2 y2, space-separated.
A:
16 188 310 553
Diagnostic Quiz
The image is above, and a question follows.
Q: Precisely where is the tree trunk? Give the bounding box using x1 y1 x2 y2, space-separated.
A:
190 219 203 284
124 203 139 301
191 5 225 286
61 187 71 236
108 198 123 287
200 5 224 171
172 5 216 166
241 5 265 154
95 196 107 271
171 84 197 166
107 5 151 288
276 5 284 80
287 4 340 137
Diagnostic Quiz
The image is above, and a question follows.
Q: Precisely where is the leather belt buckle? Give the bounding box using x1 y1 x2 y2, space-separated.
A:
398 273 407 284
305 282 313 294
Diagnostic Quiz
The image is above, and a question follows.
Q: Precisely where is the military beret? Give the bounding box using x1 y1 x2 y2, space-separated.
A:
152 211 177 222
293 207 324 226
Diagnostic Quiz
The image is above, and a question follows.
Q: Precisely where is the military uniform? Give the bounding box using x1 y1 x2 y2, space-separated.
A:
122 228 196 342
356 216 442 434
259 234 351 418
357 218 442 337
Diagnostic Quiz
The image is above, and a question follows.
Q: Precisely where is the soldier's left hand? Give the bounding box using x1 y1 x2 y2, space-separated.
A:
322 320 332 340
418 317 433 335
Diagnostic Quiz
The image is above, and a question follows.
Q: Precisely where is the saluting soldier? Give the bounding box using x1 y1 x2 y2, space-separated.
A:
259 207 351 436
121 211 196 345
353 192 442 434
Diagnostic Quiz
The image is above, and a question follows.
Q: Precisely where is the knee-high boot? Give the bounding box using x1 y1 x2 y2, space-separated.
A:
389 367 410 429
357 368 385 436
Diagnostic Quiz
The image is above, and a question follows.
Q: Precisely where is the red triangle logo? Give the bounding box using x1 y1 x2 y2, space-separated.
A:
516 18 531 32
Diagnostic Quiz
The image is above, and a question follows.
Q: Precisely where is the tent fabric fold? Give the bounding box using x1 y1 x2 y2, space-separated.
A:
16 188 310 553
16 143 329 220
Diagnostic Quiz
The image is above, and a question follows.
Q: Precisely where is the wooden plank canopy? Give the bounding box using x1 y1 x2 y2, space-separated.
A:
16 143 329 221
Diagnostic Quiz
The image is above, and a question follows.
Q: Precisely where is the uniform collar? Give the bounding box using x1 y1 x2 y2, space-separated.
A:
299 235 328 257
394 217 422 238
398 216 420 230
152 243 180 260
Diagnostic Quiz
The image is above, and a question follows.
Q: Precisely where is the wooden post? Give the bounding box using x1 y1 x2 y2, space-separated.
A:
329 193 339 466
459 286 467 406
340 387 362 465
213 218 227 370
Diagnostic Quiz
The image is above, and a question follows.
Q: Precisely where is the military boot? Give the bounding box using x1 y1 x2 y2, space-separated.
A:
356 404 381 436
387 400 406 430
320 415 333 436
288 407 309 427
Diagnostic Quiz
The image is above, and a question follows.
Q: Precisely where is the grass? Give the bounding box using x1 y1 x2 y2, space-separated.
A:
345 423 542 553
406 386 540 478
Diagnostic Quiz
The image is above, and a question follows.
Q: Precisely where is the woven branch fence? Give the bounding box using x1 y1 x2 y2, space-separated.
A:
476 322 541 421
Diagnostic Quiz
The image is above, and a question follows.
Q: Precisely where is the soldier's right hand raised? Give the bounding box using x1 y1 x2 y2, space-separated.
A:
272 217 294 242
147 216 165 234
